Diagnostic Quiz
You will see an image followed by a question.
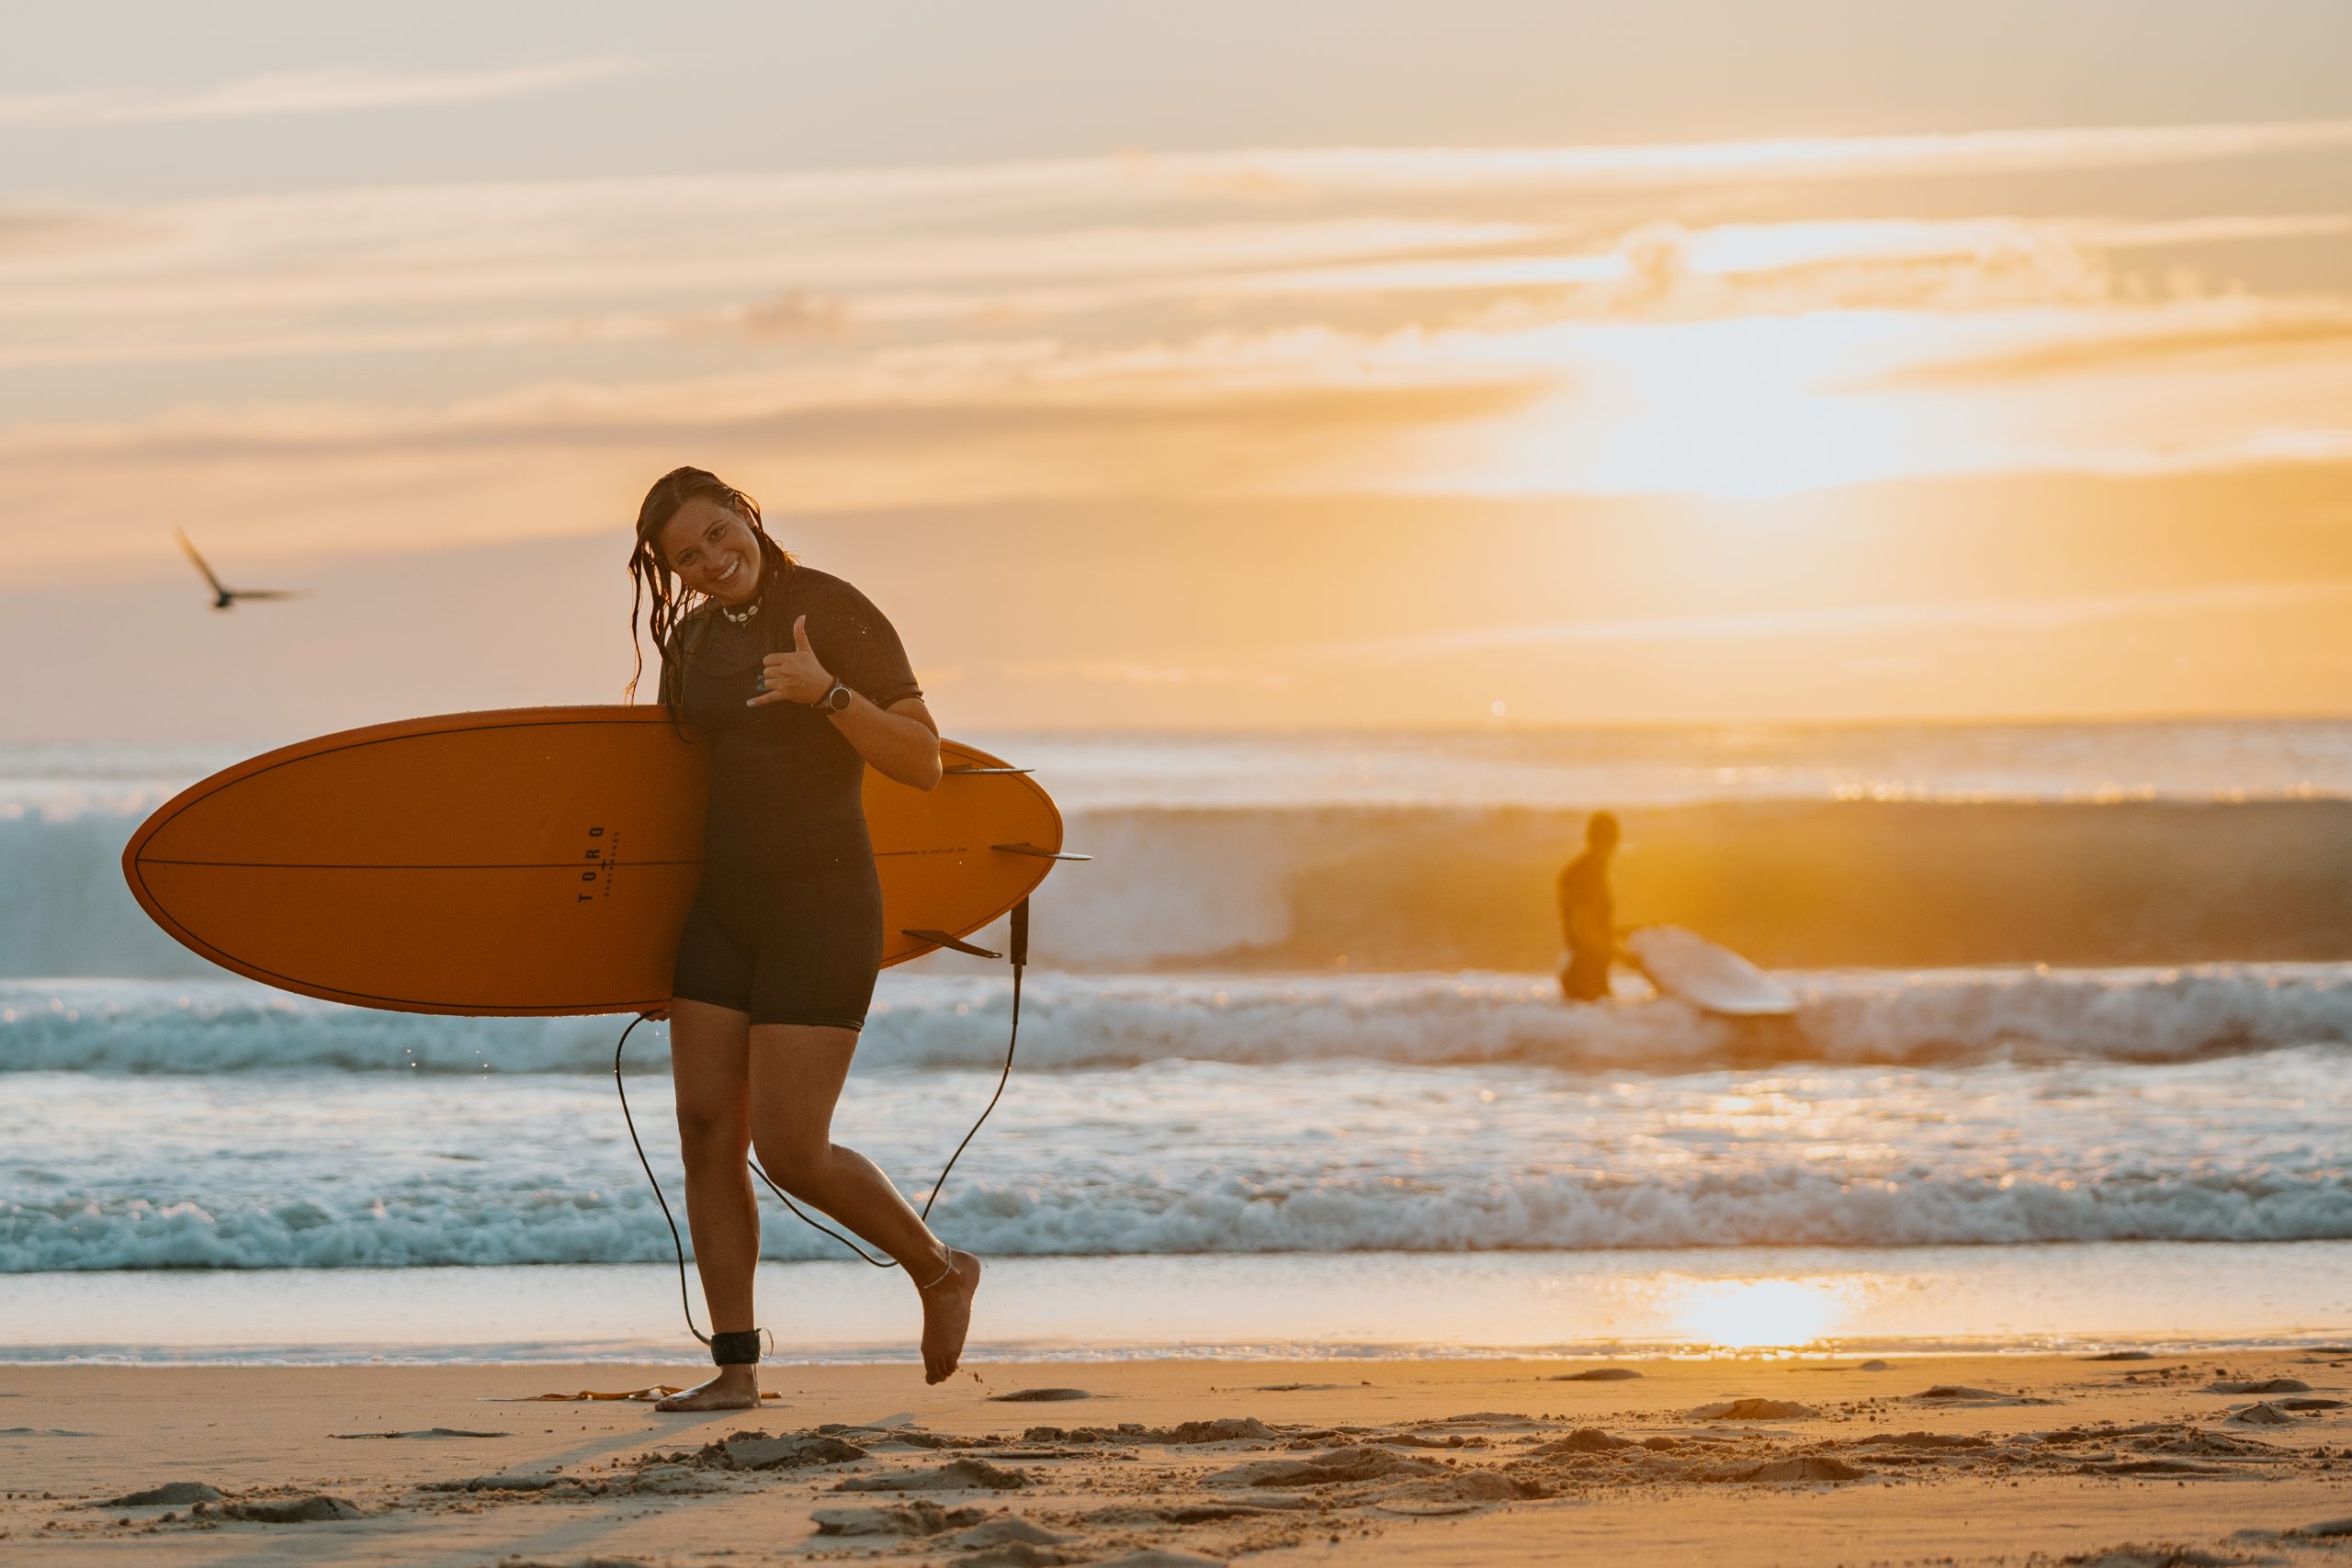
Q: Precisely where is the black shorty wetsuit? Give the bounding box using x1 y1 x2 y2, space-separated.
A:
662 565 923 1030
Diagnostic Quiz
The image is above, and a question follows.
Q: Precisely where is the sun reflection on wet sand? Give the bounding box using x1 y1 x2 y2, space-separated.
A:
1654 1274 1866 1351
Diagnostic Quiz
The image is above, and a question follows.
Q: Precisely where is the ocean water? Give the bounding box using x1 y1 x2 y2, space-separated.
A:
3 722 2349 1361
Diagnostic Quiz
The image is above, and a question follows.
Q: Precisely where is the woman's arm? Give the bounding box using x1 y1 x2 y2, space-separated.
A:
749 614 943 790
831 694 943 791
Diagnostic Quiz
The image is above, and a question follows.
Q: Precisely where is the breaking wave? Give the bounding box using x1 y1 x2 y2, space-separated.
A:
7 1163 2346 1271
6 963 2348 1077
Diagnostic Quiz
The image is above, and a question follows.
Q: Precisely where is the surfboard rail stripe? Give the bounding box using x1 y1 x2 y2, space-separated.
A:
135 858 707 870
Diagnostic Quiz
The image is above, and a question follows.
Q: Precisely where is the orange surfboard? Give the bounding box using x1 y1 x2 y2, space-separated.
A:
120 705 1073 1016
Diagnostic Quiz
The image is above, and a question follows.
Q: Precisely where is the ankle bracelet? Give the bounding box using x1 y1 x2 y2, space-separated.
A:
916 1252 956 1292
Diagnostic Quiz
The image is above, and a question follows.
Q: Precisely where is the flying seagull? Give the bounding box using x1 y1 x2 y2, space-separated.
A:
176 529 307 611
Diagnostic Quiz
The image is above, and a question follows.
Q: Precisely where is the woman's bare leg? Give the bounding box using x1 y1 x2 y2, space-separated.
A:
748 1023 982 1384
654 999 761 1413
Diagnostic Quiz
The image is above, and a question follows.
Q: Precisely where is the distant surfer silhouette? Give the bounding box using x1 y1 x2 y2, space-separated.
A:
625 467 976 1411
1556 810 1622 1002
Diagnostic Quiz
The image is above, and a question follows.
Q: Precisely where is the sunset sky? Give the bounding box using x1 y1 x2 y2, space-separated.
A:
5 0 2349 736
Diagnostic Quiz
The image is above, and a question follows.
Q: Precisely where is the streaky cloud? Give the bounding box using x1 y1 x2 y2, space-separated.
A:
1869 304 2352 388
1312 581 2352 659
0 56 639 127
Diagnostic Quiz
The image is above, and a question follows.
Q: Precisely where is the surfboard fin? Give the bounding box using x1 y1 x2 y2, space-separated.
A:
902 929 1003 959
992 842 1093 861
944 764 1035 775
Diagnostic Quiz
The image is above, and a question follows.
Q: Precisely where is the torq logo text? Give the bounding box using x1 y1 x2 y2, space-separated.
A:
579 826 619 903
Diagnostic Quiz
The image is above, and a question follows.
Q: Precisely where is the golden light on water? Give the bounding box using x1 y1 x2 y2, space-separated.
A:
1663 1276 1860 1350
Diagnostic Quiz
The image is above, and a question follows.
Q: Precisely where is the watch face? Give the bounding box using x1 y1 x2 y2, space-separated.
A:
827 682 852 711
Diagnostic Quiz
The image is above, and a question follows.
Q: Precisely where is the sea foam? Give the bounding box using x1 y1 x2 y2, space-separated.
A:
7 1163 2346 1272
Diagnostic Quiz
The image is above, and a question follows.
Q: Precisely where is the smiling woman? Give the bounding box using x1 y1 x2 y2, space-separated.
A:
620 465 976 1408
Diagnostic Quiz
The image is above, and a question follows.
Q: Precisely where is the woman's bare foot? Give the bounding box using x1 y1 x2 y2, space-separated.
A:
654 1363 762 1412
919 1249 981 1384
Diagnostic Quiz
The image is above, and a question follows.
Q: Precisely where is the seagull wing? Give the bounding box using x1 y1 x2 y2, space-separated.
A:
175 529 230 597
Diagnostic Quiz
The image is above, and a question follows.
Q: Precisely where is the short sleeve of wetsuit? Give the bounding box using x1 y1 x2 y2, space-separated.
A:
809 574 923 710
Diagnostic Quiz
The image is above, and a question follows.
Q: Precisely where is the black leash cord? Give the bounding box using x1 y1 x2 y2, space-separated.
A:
611 936 1025 1335
611 1011 707 1344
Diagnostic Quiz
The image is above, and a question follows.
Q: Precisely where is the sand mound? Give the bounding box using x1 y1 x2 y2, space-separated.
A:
989 1387 1092 1402
421 1471 562 1493
2229 1402 2296 1425
1537 1427 1637 1453
834 1458 1031 1492
1209 1446 1449 1488
809 1502 987 1537
951 1517 1075 1548
1911 1385 2055 1405
957 1544 1072 1568
107 1482 222 1506
1712 1456 1867 1483
1374 1469 1542 1510
704 1431 869 1470
1022 1417 1274 1446
2077 1460 2225 1476
198 1495 362 1522
1856 1431 1990 1450
2209 1378 2310 1394
1691 1398 1818 1420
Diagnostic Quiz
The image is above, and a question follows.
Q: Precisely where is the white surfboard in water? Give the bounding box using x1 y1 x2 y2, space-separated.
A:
1623 926 1797 1018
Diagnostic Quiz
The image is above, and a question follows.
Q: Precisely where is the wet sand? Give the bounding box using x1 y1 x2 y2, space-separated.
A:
3 1351 2349 1566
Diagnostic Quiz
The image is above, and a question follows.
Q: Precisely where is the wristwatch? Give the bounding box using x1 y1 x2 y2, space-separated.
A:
812 678 854 716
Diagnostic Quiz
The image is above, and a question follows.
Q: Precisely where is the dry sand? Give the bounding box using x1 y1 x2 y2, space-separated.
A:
3 1350 2349 1566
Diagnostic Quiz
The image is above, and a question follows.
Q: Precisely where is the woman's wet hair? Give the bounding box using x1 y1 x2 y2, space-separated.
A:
626 466 795 705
